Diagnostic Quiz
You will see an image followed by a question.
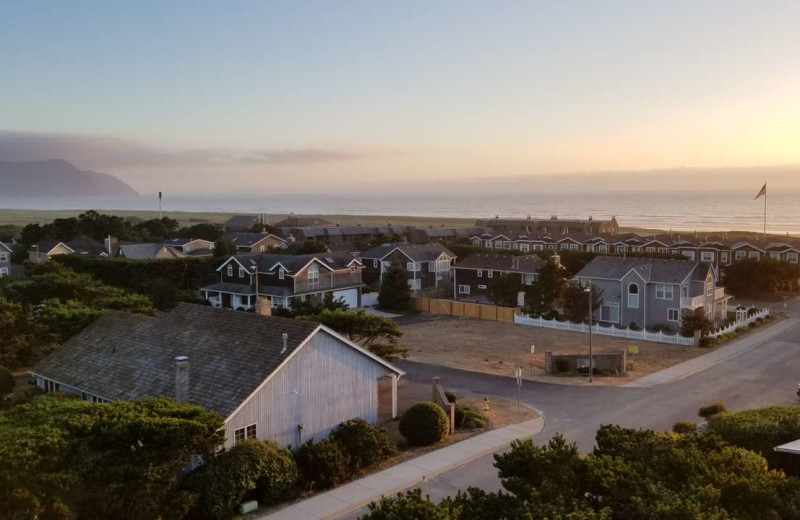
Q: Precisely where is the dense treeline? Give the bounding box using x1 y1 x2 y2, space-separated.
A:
722 258 800 297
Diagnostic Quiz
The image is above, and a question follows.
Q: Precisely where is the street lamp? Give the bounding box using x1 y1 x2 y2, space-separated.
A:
584 286 593 383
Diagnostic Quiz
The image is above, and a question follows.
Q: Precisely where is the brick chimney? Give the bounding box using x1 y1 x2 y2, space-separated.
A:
255 297 272 316
175 356 189 404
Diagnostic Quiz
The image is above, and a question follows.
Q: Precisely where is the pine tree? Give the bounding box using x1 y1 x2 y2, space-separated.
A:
378 262 412 311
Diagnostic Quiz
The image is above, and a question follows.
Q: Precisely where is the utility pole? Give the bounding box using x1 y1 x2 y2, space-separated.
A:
158 191 163 220
585 286 593 383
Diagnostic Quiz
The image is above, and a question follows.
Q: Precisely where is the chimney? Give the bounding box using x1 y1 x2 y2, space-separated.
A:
255 296 272 316
281 333 288 354
175 356 189 404
104 235 112 256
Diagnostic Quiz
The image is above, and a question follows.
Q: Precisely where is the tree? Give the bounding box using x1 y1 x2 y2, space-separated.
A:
175 223 223 242
213 237 238 258
487 274 521 307
723 258 800 297
300 309 408 361
378 262 411 312
0 295 50 369
680 307 713 337
561 282 604 323
0 395 224 520
523 261 566 316
0 366 14 398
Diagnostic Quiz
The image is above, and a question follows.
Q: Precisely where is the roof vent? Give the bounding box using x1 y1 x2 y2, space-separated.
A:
281 333 288 354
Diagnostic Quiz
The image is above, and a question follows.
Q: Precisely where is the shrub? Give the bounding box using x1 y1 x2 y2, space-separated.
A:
330 419 396 473
699 336 715 348
444 391 457 403
463 407 487 429
672 421 697 434
748 321 758 328
399 402 450 446
0 366 14 397
294 438 349 491
736 326 748 334
554 358 571 373
628 322 640 331
183 440 297 520
454 405 466 428
698 400 728 419
707 406 800 477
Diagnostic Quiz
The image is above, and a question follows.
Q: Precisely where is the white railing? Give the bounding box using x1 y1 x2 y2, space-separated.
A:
681 295 704 309
706 308 770 339
514 313 696 346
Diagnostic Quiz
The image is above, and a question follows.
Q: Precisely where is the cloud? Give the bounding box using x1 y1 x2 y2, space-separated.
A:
0 130 368 170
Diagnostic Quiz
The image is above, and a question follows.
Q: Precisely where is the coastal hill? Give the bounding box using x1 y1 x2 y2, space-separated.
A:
0 159 138 197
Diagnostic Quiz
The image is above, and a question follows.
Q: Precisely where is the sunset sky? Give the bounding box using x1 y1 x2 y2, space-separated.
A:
2 1 800 194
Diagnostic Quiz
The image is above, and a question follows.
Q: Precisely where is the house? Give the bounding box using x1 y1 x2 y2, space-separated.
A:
165 237 216 257
223 215 264 232
279 224 413 247
0 242 12 277
476 215 619 236
575 257 731 331
29 303 403 449
117 242 186 260
410 226 486 244
29 236 108 263
225 232 287 253
273 215 334 228
452 253 545 305
360 243 456 293
202 251 364 310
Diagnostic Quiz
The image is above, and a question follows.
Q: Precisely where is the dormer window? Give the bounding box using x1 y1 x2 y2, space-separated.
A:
308 265 319 285
278 268 285 280
227 264 233 277
239 267 246 278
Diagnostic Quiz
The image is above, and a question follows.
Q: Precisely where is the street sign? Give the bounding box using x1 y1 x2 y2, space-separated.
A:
628 344 639 355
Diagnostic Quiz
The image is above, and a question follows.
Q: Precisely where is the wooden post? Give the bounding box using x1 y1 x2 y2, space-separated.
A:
390 373 398 419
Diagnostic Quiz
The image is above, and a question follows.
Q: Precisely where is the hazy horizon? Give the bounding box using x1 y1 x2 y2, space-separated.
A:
2 1 800 194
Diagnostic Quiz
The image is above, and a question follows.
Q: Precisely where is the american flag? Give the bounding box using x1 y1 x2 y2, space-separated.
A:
754 183 766 199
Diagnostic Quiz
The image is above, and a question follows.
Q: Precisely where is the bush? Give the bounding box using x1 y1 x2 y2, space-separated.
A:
699 336 715 348
183 440 297 520
399 402 450 446
330 418 396 473
294 438 349 491
672 421 697 434
628 322 640 331
698 400 728 419
0 366 14 397
463 408 487 429
454 405 466 428
554 358 571 373
445 391 457 403
736 326 748 334
707 406 800 476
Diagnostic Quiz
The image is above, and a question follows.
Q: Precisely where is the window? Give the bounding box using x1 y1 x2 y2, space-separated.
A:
560 243 570 251
234 424 258 445
598 245 608 254
407 262 420 272
488 270 494 278
534 244 544 251
770 252 780 260
706 278 713 297
522 273 537 285
570 244 579 251
667 308 680 322
477 269 483 278
749 251 760 260
484 240 492 248
246 424 257 439
226 264 233 276
600 303 620 323
646 247 655 253
259 245 265 252
495 241 503 249
278 268 285 280
239 267 246 278
307 265 319 285
373 259 378 268
520 243 530 252
458 285 470 294
616 245 626 254
349 265 356 274
44 379 60 393
628 283 639 308
435 259 450 272
655 283 673 300
789 253 798 263
408 279 421 290
0 268 7 276
504 241 512 249
682 250 696 260
658 247 668 254
478 284 487 289
721 252 729 263
0 252 7 262
735 250 746 260
700 251 714 262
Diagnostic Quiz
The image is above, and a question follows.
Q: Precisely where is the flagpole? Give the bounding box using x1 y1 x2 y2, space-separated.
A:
763 181 767 238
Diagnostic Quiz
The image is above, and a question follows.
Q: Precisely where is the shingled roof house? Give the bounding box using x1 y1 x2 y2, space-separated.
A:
360 243 456 293
0 241 12 277
575 257 730 331
224 232 287 253
29 236 108 263
30 304 403 449
453 253 545 305
201 251 364 310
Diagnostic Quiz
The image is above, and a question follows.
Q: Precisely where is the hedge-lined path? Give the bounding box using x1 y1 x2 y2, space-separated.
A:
257 416 544 520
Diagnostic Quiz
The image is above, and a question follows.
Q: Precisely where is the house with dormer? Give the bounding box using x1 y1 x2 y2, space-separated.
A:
201 251 364 310
360 243 456 293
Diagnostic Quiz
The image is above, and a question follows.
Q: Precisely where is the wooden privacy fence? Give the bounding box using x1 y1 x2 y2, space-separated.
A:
411 297 517 323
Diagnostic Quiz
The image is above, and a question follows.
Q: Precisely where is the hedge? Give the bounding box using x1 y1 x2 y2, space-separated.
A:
399 402 450 446
294 438 349 491
329 418 396 473
698 400 728 419
707 406 800 476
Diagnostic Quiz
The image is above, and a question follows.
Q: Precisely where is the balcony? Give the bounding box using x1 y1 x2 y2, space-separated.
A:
680 294 705 310
294 271 363 294
714 287 727 300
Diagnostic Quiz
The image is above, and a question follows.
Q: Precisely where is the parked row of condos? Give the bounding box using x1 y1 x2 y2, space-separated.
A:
471 232 800 267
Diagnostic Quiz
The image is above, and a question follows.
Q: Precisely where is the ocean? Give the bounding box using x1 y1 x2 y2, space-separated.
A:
1 189 798 235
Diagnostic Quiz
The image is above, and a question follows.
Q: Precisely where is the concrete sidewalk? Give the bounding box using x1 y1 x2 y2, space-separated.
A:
624 318 799 388
258 416 545 520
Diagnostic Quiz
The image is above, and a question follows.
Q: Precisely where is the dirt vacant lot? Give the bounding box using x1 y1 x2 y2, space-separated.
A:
399 315 713 385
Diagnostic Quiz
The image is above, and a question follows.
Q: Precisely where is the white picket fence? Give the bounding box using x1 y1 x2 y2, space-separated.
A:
706 308 770 339
514 313 697 346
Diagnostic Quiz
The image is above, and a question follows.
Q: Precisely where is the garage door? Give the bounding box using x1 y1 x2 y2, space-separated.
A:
332 288 359 309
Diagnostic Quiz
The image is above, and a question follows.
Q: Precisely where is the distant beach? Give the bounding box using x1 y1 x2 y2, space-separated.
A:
0 189 797 235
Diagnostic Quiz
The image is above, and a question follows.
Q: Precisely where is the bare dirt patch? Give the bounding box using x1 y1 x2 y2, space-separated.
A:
399 315 716 385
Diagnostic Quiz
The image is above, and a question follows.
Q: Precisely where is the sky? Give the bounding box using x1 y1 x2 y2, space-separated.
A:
2 0 800 194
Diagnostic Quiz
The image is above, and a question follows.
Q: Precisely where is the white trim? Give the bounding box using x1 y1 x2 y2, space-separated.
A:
667 308 680 322
458 284 470 294
216 256 251 274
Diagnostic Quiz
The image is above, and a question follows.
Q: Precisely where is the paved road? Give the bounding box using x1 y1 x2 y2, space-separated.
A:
343 315 800 517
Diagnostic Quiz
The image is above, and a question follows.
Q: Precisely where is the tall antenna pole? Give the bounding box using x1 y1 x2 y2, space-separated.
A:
158 191 163 220
763 181 767 238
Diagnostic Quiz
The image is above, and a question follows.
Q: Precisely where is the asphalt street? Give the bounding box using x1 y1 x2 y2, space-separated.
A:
343 305 800 517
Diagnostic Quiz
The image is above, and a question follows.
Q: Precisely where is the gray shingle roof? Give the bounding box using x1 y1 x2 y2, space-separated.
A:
454 253 544 273
576 257 703 284
224 215 259 230
360 243 456 262
231 251 360 273
225 232 284 247
31 303 324 418
118 242 184 259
